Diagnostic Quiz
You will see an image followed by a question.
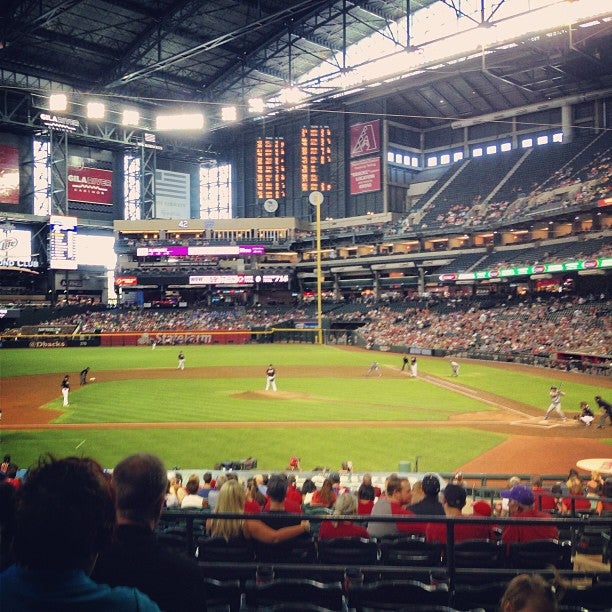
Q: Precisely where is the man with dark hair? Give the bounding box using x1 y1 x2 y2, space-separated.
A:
409 474 445 516
368 474 422 537
261 474 304 529
0 455 159 611
425 484 493 543
92 453 205 612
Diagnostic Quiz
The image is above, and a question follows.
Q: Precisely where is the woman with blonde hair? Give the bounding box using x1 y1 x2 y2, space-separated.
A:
318 493 370 539
206 479 310 543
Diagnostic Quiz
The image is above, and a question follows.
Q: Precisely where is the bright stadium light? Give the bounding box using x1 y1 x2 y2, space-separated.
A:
248 98 265 114
86 101 106 120
49 93 68 111
155 112 204 130
221 106 238 122
122 109 140 126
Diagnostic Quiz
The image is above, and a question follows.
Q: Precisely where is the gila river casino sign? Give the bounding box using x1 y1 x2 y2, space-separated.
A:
67 166 113 205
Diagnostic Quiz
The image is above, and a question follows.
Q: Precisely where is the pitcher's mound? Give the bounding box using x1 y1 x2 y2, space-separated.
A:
233 390 311 400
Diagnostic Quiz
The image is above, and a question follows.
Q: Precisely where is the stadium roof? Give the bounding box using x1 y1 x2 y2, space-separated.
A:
0 0 611 133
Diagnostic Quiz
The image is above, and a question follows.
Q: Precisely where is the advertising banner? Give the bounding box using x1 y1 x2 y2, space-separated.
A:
68 166 113 205
350 157 381 195
0 144 20 204
350 120 380 158
100 331 251 346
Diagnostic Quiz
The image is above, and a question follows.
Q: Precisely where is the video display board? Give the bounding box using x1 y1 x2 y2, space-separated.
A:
300 126 332 192
49 215 78 270
0 144 19 204
136 245 265 257
256 137 286 200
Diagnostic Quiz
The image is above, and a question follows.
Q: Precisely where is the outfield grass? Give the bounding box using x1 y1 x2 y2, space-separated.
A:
2 344 608 472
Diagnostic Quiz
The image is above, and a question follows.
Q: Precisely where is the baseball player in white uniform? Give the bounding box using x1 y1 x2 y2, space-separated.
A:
265 364 277 391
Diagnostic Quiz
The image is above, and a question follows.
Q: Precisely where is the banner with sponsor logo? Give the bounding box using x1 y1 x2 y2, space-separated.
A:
100 331 251 347
0 228 32 265
0 144 20 204
350 157 381 195
350 120 380 158
439 257 612 282
68 165 113 205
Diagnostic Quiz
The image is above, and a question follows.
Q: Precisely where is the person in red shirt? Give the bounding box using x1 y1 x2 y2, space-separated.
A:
530 475 557 513
501 484 558 550
285 475 303 507
318 493 370 539
389 475 425 536
426 484 494 543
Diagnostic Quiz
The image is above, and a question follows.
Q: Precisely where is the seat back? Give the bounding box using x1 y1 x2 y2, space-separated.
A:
561 582 612 611
348 579 450 611
255 535 317 564
317 537 379 565
197 536 255 562
452 539 506 568
507 539 573 570
244 578 345 611
454 581 509 611
202 578 241 612
379 536 443 567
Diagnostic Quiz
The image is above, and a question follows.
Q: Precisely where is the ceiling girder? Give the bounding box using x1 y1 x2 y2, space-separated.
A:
104 0 334 89
3 0 84 47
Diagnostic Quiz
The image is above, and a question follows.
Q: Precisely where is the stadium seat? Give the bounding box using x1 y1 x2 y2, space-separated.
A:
255 535 317 564
317 537 379 565
244 578 345 611
202 578 241 612
560 581 612 611
506 539 573 570
451 539 506 568
379 535 443 567
347 579 450 611
453 581 508 611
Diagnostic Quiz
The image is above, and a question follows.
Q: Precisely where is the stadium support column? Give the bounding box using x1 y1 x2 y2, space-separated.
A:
141 146 156 219
418 266 425 297
562 105 574 143
49 130 68 215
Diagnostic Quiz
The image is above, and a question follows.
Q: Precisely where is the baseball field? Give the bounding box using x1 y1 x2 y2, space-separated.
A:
1 343 611 475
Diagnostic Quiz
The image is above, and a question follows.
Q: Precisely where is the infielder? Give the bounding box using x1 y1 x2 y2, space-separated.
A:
410 356 417 377
265 364 277 391
367 361 381 376
61 375 70 407
544 385 566 420
450 360 460 377
177 351 185 370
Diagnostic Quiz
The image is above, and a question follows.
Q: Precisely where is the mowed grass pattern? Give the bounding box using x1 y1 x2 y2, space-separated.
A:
2 344 609 471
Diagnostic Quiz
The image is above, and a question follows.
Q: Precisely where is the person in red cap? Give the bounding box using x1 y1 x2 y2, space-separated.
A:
500 484 558 550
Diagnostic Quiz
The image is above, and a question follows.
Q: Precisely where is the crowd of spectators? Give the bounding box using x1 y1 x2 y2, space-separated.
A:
356 295 610 357
1 452 610 610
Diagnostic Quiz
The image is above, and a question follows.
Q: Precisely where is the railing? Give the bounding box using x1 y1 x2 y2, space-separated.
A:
158 509 612 591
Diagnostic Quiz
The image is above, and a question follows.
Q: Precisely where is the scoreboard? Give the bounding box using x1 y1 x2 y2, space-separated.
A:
49 215 78 270
256 137 286 200
301 126 332 192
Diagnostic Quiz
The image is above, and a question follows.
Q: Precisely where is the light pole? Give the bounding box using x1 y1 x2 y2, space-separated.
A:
309 191 324 344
